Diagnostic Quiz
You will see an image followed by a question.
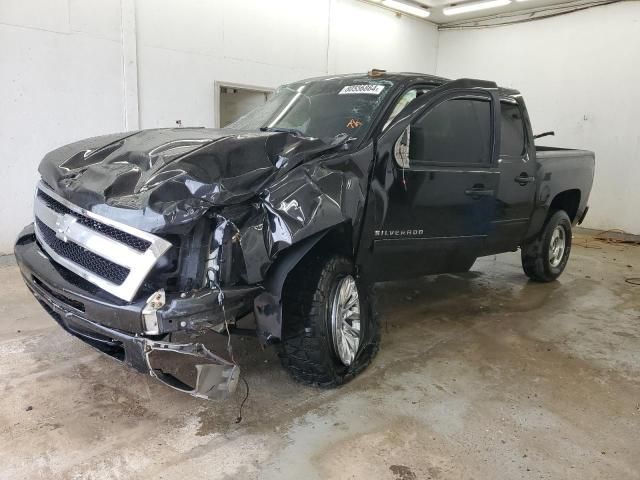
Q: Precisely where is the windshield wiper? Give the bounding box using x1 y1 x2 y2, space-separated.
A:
260 126 305 136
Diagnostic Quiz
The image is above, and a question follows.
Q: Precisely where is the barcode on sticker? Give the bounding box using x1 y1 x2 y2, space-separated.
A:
339 85 385 95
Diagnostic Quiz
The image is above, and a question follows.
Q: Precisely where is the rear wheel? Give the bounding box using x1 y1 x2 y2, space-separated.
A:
521 210 572 282
277 254 379 387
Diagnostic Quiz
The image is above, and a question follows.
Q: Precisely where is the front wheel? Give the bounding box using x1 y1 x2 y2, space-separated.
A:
521 210 572 282
277 254 379 387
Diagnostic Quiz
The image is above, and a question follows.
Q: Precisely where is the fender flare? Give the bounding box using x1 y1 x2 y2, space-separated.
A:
253 230 330 345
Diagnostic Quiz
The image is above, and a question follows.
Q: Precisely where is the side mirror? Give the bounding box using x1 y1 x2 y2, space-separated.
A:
393 126 411 169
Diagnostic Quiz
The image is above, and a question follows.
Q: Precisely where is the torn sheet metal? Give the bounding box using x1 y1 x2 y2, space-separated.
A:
227 157 368 284
145 340 240 399
39 128 351 235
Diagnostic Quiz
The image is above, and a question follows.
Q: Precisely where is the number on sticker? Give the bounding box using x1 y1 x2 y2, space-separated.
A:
339 85 385 95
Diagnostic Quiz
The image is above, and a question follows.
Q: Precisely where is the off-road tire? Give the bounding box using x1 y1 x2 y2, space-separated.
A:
277 254 379 387
521 209 572 282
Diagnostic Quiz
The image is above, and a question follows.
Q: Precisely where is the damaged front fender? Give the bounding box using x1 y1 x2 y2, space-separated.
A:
253 230 330 345
209 146 375 345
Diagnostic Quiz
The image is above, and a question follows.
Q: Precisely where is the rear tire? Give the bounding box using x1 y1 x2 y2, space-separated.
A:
521 210 572 282
277 254 379 387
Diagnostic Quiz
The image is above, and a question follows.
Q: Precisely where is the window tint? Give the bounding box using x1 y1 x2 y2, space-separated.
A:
409 98 492 164
500 102 526 156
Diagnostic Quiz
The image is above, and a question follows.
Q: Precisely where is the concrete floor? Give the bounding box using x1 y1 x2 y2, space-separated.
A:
0 233 639 480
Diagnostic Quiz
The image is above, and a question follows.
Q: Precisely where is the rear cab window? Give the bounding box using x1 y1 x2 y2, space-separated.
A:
500 101 526 157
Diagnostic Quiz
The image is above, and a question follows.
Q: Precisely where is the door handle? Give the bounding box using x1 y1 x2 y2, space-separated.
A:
464 187 494 198
514 174 535 186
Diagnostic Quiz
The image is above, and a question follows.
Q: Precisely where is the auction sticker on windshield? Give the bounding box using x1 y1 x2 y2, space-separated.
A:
339 84 385 95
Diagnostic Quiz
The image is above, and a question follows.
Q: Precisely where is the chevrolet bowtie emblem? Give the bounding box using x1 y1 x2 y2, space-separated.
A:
55 214 77 242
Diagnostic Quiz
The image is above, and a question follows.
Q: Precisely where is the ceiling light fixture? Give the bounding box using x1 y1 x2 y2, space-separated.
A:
443 0 511 15
382 0 431 18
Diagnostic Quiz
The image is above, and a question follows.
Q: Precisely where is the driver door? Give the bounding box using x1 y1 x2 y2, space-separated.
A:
364 89 500 281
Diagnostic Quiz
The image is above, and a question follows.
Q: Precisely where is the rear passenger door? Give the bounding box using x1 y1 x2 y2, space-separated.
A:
368 91 500 281
485 99 537 253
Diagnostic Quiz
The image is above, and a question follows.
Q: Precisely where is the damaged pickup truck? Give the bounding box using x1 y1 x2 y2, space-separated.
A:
15 72 595 399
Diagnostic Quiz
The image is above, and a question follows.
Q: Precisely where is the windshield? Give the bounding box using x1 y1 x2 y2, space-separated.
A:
227 77 395 140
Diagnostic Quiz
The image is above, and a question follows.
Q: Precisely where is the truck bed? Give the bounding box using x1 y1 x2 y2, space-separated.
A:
530 145 595 230
536 145 595 157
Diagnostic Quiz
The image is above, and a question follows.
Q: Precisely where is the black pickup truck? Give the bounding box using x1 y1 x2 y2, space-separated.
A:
15 72 595 399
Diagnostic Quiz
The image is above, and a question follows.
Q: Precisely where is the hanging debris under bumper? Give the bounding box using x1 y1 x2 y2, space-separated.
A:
15 225 245 399
27 275 240 398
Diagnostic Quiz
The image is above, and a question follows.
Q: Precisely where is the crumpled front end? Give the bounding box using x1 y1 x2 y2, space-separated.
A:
16 126 372 398
37 128 352 235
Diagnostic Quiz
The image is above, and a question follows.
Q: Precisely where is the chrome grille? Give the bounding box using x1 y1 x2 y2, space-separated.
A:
36 190 152 252
33 182 172 302
35 218 131 285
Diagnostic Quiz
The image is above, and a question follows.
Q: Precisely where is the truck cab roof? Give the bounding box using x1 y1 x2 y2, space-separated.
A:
289 72 521 98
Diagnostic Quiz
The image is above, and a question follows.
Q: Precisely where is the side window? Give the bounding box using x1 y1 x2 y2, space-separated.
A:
500 101 526 157
409 97 492 164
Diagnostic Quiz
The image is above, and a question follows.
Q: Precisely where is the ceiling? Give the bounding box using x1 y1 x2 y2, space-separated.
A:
363 0 611 25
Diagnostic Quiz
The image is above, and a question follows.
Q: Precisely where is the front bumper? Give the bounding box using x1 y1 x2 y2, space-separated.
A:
14 224 262 398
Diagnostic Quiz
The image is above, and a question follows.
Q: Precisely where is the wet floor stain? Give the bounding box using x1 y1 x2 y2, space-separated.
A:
390 464 418 480
0 237 639 479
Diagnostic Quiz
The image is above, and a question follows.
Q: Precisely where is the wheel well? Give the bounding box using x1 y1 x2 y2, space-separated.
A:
549 189 581 222
261 223 353 297
280 224 354 290
311 223 353 259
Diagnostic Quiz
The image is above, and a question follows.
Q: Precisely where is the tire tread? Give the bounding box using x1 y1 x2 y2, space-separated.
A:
521 209 572 282
277 253 379 387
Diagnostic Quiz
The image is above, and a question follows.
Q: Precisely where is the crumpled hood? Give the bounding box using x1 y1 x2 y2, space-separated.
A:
39 128 348 233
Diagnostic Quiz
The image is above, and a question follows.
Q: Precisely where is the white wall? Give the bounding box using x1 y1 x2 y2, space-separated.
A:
0 0 125 253
436 2 640 235
0 0 438 253
135 0 331 129
328 0 439 74
135 0 439 129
